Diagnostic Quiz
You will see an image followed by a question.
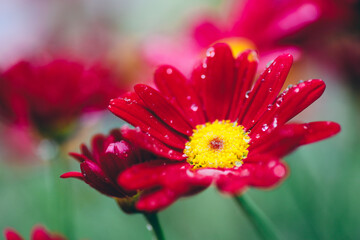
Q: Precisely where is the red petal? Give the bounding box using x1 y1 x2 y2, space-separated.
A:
134 84 193 135
91 134 107 164
118 161 211 192
69 152 87 162
154 65 206 126
247 161 288 188
215 166 253 194
121 127 185 160
136 188 178 212
195 43 236 121
250 122 340 158
118 160 178 190
109 97 187 149
238 54 293 129
60 171 84 180
80 144 93 161
3 228 23 240
31 226 51 240
300 121 341 145
80 161 123 197
119 161 212 211
251 79 325 135
228 50 258 121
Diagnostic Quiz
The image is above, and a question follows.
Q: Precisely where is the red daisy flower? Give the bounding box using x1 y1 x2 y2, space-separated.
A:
0 58 123 141
4 225 65 240
109 43 340 212
61 129 181 213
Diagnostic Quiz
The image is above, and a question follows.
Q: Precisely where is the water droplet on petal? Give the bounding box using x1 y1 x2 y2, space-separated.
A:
166 68 173 74
262 124 269 131
206 47 215 57
201 74 206 79
245 90 251 98
267 104 272 110
190 104 198 112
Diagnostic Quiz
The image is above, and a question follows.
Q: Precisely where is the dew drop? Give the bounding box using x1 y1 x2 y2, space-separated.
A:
190 104 198 111
164 135 169 139
206 47 215 57
245 90 251 98
262 124 269 131
294 88 300 93
186 96 191 100
202 62 207 68
166 68 173 74
275 98 283 107
201 74 206 79
267 104 272 110
146 224 153 231
268 87 272 92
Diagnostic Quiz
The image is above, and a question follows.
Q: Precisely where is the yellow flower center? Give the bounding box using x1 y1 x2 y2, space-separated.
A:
215 37 256 58
184 120 250 169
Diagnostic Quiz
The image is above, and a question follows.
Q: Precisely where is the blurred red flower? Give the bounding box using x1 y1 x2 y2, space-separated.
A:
109 43 340 211
4 225 65 240
0 59 123 141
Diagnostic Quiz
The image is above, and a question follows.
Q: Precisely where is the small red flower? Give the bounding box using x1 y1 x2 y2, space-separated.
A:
109 43 340 211
0 58 123 141
4 225 65 240
61 129 163 213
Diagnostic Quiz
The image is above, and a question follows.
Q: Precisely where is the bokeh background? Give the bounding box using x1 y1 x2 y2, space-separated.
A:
0 0 359 239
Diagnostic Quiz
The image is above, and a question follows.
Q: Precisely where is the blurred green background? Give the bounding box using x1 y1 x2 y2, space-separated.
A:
0 0 359 239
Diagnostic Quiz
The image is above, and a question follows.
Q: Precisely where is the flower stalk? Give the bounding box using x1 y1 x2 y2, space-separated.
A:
144 213 165 240
234 194 279 240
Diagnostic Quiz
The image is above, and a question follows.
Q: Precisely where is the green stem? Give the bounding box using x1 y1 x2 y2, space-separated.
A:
47 145 75 240
144 213 165 240
234 194 280 240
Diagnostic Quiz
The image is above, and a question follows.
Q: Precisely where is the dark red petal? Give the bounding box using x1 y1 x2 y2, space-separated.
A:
69 152 87 162
195 43 236 121
80 161 123 197
3 228 23 240
251 79 325 134
154 65 206 126
121 127 185 160
238 54 293 129
109 97 187 149
60 172 84 180
228 50 258 121
247 160 288 188
91 134 107 164
100 140 137 181
134 84 193 135
31 226 51 240
80 144 93 161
